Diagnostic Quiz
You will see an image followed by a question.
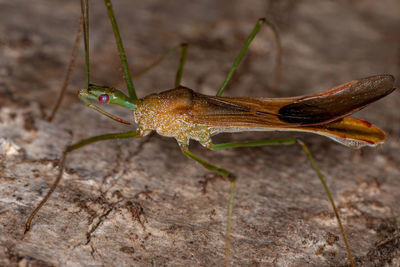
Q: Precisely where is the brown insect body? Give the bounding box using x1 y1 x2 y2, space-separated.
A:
134 75 395 149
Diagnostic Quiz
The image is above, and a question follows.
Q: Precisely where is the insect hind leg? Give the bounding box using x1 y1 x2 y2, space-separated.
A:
210 138 355 267
180 146 235 266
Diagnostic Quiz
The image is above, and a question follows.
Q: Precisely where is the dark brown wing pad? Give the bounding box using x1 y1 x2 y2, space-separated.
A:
278 75 395 125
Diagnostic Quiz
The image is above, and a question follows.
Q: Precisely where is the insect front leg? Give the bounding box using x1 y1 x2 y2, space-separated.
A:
25 130 140 233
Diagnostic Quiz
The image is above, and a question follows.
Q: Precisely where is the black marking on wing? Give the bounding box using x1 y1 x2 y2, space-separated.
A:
278 75 395 124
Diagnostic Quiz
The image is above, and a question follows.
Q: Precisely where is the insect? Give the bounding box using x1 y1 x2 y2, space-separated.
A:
14 0 397 266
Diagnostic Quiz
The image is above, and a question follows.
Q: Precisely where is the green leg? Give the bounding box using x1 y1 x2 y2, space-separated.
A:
297 140 355 267
104 0 137 100
180 147 235 266
25 130 139 233
216 18 281 97
175 43 188 87
211 138 355 267
131 43 189 87
182 148 236 181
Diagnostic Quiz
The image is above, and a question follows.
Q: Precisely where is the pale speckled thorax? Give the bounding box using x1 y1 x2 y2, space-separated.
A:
134 88 213 149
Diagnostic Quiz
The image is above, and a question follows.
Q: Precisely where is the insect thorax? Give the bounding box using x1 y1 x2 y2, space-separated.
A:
134 87 212 148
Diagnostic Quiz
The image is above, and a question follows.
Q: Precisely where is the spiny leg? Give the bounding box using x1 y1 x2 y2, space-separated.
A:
216 17 281 97
25 130 139 233
211 138 355 267
180 146 235 267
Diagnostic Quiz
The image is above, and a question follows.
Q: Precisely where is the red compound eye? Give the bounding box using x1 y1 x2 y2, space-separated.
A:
98 94 109 103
